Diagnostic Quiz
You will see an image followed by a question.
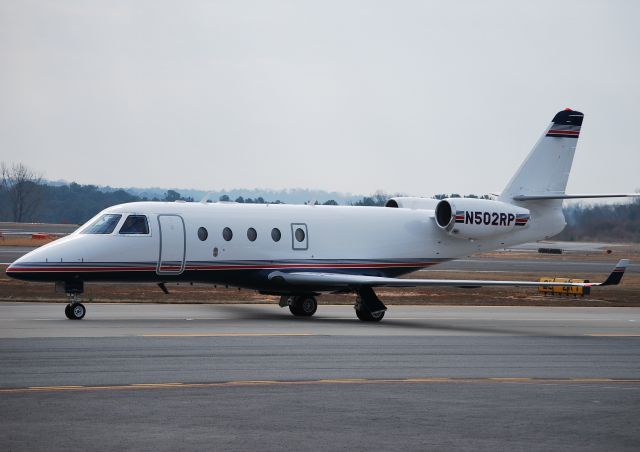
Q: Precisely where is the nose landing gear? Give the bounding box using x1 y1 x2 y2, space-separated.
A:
65 297 86 320
61 281 86 320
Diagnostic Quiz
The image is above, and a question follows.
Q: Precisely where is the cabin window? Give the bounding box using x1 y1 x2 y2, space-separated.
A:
119 215 150 235
271 228 281 242
223 227 233 241
82 214 122 234
197 227 208 241
247 227 257 242
291 223 308 250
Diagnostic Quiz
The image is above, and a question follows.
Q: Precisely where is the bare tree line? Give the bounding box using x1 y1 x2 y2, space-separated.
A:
0 162 44 222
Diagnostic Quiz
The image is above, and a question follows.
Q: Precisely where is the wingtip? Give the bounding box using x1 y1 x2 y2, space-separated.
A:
616 259 630 268
600 259 630 286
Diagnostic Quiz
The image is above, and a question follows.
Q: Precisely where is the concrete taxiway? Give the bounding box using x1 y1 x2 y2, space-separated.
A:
1 303 639 451
0 222 78 236
0 246 35 264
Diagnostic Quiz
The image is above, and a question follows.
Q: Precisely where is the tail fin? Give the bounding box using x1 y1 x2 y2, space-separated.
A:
500 109 584 202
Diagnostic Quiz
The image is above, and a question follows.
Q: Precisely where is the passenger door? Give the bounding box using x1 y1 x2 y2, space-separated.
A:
157 215 186 275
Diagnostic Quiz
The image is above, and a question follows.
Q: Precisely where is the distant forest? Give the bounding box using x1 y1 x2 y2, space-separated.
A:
0 166 638 242
0 178 389 225
555 201 640 242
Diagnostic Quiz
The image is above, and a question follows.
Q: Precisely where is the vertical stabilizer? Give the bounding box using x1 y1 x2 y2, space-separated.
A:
500 109 584 201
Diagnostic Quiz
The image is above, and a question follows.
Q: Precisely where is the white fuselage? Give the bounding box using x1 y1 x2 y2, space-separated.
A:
7 200 563 292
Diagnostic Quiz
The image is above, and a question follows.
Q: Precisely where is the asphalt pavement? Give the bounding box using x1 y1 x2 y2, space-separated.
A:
0 303 639 451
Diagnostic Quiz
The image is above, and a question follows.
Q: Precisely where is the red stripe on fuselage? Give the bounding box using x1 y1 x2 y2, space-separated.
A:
6 266 155 273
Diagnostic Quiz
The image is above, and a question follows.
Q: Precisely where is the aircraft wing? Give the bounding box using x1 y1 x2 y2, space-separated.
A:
268 259 629 289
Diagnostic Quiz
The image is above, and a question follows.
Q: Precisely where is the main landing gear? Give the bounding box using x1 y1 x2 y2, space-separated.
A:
280 295 318 317
354 287 387 322
355 308 385 322
279 287 387 322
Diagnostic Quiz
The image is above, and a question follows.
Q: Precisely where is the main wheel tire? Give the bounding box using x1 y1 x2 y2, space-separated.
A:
70 303 86 320
299 296 317 316
288 300 301 316
64 304 73 319
355 309 385 322
289 296 317 317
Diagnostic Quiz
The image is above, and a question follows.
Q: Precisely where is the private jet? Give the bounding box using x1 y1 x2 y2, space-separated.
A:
5 109 634 321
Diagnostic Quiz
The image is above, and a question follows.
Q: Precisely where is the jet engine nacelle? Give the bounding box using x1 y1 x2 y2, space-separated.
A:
435 198 530 239
385 197 440 210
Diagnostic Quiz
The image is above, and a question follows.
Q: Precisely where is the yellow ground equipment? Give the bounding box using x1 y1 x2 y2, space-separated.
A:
538 278 591 297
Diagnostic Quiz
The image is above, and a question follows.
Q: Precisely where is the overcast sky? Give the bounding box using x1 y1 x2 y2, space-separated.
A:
1 0 638 198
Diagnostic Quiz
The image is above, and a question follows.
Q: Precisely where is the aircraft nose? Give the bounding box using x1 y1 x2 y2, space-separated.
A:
5 260 20 279
4 248 41 280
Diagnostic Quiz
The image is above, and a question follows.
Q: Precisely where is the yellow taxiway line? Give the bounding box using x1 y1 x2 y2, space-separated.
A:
2 377 640 394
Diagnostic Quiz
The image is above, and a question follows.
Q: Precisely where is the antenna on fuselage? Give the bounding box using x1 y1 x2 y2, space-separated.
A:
200 192 213 204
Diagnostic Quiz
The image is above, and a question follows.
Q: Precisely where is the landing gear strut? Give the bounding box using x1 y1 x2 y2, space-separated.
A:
281 295 317 317
354 287 386 322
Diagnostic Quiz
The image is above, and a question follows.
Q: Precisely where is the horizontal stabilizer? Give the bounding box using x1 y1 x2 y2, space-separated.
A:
268 259 629 289
513 194 640 201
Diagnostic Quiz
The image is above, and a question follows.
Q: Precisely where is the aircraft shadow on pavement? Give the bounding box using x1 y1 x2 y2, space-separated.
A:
208 304 536 336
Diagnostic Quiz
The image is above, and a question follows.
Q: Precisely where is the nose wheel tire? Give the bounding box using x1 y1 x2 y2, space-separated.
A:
355 308 385 322
66 303 86 320
289 296 317 317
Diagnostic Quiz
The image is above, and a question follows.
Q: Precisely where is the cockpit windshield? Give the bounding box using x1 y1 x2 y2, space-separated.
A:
119 215 149 234
81 214 122 234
